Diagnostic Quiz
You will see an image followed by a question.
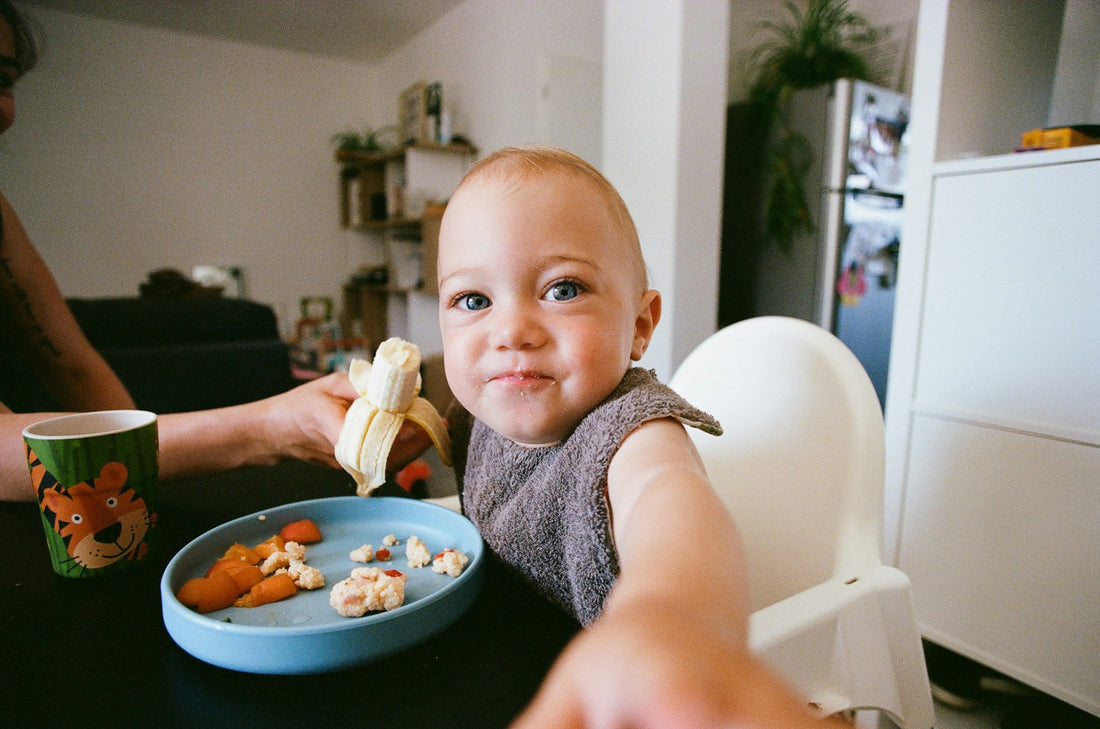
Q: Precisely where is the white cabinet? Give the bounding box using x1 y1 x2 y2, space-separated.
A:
895 148 1100 713
916 153 1100 441
884 0 1100 716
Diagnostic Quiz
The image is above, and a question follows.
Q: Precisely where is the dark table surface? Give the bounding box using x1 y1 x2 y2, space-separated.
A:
1 461 580 729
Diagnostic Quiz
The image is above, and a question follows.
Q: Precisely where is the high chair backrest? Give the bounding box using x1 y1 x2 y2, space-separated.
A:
669 317 885 612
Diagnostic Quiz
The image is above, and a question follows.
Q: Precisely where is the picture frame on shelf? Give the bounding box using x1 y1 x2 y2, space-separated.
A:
399 81 429 145
425 81 442 143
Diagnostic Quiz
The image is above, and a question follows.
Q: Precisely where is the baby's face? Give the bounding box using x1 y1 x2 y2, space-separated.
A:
438 171 657 446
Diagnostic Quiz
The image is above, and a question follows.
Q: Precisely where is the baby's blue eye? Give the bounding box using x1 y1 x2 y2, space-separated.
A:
546 281 580 301
458 293 491 311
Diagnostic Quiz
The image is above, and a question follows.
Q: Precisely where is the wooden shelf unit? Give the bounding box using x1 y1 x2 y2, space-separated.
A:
336 142 475 352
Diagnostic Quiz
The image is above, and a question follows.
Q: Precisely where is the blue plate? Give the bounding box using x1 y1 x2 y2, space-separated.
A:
161 496 484 674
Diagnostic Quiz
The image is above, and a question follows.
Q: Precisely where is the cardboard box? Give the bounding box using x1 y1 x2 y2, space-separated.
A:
1020 126 1100 150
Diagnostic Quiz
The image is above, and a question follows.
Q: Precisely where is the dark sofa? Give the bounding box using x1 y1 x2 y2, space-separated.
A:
1 297 297 414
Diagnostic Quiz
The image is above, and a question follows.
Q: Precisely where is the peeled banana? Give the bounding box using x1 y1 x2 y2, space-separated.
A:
335 338 452 496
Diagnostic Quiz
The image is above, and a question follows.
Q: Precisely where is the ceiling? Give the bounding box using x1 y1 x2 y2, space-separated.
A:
20 0 464 65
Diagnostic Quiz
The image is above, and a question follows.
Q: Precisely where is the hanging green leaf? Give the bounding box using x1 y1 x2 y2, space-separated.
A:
745 0 879 255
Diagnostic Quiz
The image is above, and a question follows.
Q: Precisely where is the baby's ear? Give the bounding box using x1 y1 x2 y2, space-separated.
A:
631 290 662 360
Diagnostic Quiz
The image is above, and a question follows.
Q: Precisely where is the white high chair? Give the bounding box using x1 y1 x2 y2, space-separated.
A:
669 316 934 728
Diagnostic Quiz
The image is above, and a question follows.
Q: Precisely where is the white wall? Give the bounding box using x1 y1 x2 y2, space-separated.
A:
373 0 603 158
0 1 604 336
379 0 725 378
603 0 730 377
3 1 915 374
1049 0 1100 124
1 4 381 325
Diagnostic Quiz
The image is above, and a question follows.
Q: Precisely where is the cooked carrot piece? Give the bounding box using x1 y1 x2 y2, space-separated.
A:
251 535 286 559
279 518 323 545
199 571 241 613
176 572 239 614
176 577 206 607
206 560 265 594
206 558 238 578
221 542 261 565
235 572 297 608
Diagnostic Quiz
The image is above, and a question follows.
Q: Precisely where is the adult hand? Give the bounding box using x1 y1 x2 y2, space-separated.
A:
260 372 360 468
264 373 436 474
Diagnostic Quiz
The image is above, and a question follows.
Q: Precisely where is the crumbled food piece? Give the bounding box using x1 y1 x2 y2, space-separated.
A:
349 544 374 563
406 535 431 568
329 567 408 617
432 548 469 577
382 534 399 547
283 541 306 561
375 547 391 561
259 541 307 575
286 561 325 590
260 550 291 576
258 514 267 521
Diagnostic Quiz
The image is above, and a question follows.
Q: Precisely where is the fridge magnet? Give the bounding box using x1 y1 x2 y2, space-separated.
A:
836 262 867 306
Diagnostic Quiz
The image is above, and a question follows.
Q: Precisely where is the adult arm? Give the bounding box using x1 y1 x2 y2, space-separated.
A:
0 190 134 411
1 372 361 502
157 372 359 479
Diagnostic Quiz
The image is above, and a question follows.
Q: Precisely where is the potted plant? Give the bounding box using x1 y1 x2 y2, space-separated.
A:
746 0 878 255
331 125 399 157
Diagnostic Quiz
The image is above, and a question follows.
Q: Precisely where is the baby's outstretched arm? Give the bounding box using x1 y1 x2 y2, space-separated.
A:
512 417 848 729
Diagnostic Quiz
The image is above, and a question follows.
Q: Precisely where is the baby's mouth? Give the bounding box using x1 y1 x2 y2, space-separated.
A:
490 368 554 383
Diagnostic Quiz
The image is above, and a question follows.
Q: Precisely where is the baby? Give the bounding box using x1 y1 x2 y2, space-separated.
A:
437 146 720 624
433 146 845 728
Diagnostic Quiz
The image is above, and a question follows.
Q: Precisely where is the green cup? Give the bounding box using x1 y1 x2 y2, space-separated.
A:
23 410 159 578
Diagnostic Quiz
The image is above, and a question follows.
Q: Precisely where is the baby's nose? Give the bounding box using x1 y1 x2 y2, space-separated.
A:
491 306 546 350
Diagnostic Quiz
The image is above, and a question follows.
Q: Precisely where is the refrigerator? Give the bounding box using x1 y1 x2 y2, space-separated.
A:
752 78 910 410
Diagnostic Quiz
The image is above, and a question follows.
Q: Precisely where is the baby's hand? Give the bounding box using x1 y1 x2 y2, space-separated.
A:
511 599 851 729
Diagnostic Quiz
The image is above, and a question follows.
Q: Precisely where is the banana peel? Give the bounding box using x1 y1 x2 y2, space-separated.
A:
335 338 451 496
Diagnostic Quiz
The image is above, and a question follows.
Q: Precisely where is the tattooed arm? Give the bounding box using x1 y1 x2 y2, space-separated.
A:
0 190 134 412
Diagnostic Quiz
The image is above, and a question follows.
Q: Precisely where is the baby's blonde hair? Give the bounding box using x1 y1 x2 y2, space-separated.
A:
455 145 649 294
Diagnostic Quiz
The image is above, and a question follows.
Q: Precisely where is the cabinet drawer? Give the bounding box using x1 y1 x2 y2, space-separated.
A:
916 159 1100 442
899 415 1100 711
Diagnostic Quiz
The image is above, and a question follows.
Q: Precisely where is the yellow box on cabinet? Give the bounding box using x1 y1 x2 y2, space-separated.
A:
1020 126 1100 150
